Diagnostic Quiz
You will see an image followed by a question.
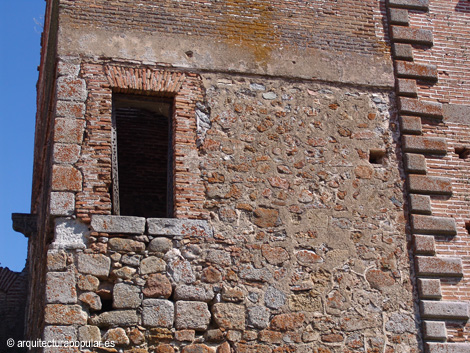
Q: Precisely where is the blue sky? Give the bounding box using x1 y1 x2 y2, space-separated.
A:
0 1 46 272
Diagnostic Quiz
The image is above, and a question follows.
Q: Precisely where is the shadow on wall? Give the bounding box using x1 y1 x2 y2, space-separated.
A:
456 0 470 13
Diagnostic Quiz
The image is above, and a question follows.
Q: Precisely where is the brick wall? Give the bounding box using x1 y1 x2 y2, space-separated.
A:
410 0 470 104
59 0 388 56
23 0 470 351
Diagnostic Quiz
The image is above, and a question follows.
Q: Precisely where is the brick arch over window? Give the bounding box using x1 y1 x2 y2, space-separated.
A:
76 63 208 221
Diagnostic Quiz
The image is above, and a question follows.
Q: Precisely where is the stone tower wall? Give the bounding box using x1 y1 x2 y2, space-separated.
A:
20 0 470 352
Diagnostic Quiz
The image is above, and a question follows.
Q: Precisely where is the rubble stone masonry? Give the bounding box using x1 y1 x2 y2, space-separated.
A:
14 0 470 352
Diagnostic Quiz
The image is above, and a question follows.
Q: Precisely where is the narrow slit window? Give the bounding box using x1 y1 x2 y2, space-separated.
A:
112 94 173 218
369 149 386 165
455 146 470 160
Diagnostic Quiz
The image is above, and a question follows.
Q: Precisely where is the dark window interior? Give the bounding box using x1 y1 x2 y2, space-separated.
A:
455 146 470 160
113 94 173 218
369 149 386 165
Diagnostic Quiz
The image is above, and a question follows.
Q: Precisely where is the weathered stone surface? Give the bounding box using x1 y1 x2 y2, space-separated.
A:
397 78 418 97
45 304 87 325
391 26 433 45
414 235 436 255
296 250 323 265
264 286 286 309
57 76 87 101
175 301 211 330
411 215 457 235
252 208 281 228
409 194 432 215
113 283 141 308
388 0 429 10
425 343 470 353
90 310 139 326
44 325 76 342
56 100 85 119
248 306 270 329
79 292 102 311
404 153 427 174
47 250 67 271
167 258 196 284
156 344 176 353
416 256 463 276
103 327 130 345
78 325 101 342
46 272 77 304
341 313 381 332
408 175 453 195
365 269 395 290
53 143 81 164
385 312 415 333
108 238 146 252
423 320 447 340
176 329 196 342
142 299 175 327
393 43 413 61
148 237 173 253
143 273 172 298
206 249 231 266
396 61 437 81
239 265 272 282
147 218 213 237
399 97 443 118
403 135 447 154
389 8 409 25
174 285 215 302
261 245 289 265
221 286 245 302
52 165 83 192
128 329 145 347
420 300 469 320
111 266 137 279
212 303 246 330
77 274 99 291
417 278 442 299
91 215 146 234
400 115 422 135
54 118 85 144
234 343 273 353
141 256 167 274
53 218 88 249
78 253 111 277
50 192 75 216
217 342 231 353
181 344 214 353
270 313 305 331
288 291 322 312
121 254 141 266
202 266 222 283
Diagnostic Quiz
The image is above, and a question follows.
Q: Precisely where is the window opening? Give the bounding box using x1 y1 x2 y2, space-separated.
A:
112 93 173 218
455 146 470 160
465 221 470 235
369 149 386 165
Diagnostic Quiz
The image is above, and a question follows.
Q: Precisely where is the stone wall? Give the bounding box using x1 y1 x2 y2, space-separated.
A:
385 0 470 350
37 55 420 352
22 0 470 351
